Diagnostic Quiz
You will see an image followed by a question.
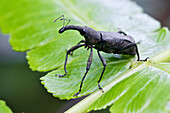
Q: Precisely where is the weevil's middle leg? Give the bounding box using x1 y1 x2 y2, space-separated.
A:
97 50 106 92
74 46 93 96
57 43 85 77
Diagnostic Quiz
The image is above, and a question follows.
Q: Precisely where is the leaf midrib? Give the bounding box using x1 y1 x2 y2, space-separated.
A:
124 73 158 112
66 48 170 113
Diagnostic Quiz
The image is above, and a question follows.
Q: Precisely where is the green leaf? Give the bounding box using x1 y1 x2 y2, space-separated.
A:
0 0 170 113
0 100 13 113
94 66 170 113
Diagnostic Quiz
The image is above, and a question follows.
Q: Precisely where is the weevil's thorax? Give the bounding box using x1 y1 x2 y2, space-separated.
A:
81 26 101 45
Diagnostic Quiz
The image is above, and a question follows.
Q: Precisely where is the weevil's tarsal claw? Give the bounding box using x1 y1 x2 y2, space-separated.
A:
98 84 104 92
59 74 66 78
73 92 80 97
143 57 149 61
55 73 67 78
145 57 149 61
138 57 149 61
55 74 58 76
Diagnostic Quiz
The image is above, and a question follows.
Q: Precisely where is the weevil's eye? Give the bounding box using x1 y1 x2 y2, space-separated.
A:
80 28 86 35
83 28 86 32
59 27 65 33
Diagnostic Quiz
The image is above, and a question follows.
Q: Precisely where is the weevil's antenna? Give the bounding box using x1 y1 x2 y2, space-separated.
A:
53 15 71 27
60 18 71 27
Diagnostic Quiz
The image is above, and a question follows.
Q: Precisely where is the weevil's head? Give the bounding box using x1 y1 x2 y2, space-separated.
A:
59 25 84 34
80 26 101 45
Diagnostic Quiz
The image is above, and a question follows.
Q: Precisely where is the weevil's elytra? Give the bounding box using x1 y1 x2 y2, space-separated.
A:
54 15 148 96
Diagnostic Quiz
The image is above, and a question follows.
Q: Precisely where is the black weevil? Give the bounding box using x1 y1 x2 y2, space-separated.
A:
54 15 148 96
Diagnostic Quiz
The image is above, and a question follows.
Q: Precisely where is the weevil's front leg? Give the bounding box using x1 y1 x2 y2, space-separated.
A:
77 40 86 44
57 43 85 77
97 50 106 92
74 46 93 96
69 40 86 55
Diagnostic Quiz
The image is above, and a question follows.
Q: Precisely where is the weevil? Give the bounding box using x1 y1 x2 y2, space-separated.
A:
54 15 148 96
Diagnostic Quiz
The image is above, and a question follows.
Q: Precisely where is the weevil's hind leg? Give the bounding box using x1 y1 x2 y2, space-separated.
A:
74 47 93 96
135 44 149 61
57 43 85 77
135 44 141 61
117 30 127 36
97 50 106 92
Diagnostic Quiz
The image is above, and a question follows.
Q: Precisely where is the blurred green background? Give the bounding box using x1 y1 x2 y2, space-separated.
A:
0 0 169 113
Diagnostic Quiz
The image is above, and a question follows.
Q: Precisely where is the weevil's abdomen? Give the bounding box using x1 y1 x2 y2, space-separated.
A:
95 31 137 55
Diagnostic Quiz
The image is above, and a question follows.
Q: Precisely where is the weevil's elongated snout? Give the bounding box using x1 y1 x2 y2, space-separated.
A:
59 27 65 33
58 25 84 34
59 25 101 45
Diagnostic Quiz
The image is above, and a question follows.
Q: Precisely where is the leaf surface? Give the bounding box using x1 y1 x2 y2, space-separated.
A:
0 100 13 113
0 0 170 112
